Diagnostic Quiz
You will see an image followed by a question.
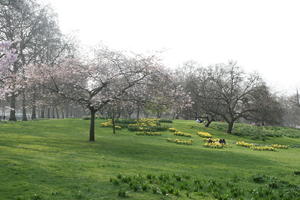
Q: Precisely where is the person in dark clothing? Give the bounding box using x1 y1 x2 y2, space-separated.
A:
219 139 226 144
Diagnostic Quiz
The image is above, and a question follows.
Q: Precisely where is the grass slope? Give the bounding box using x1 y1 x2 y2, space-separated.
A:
0 119 299 200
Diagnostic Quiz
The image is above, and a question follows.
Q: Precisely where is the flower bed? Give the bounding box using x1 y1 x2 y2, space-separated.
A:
250 146 275 151
236 141 254 148
127 118 169 132
203 142 225 148
169 128 177 132
136 132 162 136
271 144 288 149
197 131 212 138
204 138 219 142
174 131 192 137
166 138 193 145
101 120 113 127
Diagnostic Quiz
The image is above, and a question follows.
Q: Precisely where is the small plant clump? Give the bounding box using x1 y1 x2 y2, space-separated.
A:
159 119 173 123
294 171 300 175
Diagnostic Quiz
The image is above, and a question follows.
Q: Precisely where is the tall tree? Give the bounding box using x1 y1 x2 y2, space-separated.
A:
26 48 159 141
0 41 17 99
0 0 66 120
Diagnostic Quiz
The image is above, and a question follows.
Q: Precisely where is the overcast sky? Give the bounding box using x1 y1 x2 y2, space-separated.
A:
43 0 300 94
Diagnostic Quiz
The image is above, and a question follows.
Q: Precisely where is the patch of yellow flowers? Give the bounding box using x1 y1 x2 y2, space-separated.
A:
136 132 161 136
197 131 212 138
128 118 159 128
166 138 193 145
250 146 275 151
236 141 288 151
203 142 225 148
236 141 254 148
101 120 113 127
271 144 288 149
174 131 192 137
100 120 122 129
169 128 177 132
204 138 219 142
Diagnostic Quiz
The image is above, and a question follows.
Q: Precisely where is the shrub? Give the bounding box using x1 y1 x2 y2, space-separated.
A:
159 119 173 123
114 119 136 125
118 189 128 197
294 171 300 175
211 122 300 139
82 116 90 120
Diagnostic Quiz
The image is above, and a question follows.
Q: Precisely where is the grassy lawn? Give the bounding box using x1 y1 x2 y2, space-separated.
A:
0 119 299 200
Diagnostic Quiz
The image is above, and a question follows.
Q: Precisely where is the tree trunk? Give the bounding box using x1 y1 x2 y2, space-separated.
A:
89 108 96 142
52 106 55 119
61 109 65 119
116 110 121 119
65 105 69 118
40 106 45 118
128 112 132 119
156 111 161 118
55 107 60 119
205 120 213 127
31 105 36 120
136 105 140 120
22 90 27 121
2 105 5 120
47 107 51 118
9 93 17 121
112 109 116 134
227 121 234 133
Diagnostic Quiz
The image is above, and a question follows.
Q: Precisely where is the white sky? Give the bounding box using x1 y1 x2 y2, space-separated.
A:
42 0 300 94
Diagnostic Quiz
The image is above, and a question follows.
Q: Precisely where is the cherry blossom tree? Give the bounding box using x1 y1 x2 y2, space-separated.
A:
26 48 159 141
0 41 18 100
142 70 192 119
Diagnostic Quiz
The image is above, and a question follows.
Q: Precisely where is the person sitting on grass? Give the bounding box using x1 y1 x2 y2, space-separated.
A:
196 118 204 123
219 139 226 144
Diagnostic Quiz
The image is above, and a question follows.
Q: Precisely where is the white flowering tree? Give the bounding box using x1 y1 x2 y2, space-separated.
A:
142 70 193 119
0 41 18 100
27 48 158 141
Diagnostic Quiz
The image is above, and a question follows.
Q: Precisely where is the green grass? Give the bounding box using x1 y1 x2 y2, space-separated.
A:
0 119 299 199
